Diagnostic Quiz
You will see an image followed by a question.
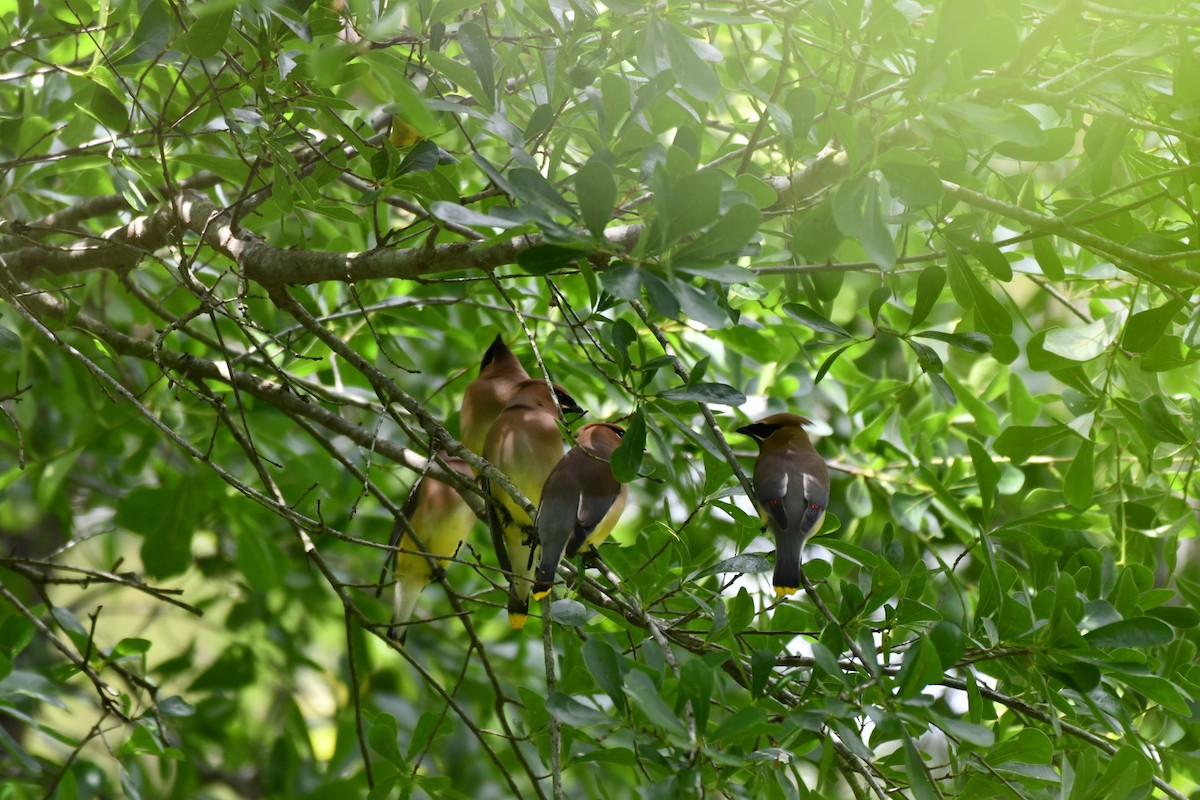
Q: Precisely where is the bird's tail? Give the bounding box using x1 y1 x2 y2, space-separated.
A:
772 532 802 597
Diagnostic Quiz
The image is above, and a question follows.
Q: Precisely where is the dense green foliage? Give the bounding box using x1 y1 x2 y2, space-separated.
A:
2 0 1200 797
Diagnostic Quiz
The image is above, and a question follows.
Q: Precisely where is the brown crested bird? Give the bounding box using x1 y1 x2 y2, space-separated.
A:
460 335 530 456
377 455 476 644
531 422 629 600
736 413 830 597
483 379 585 628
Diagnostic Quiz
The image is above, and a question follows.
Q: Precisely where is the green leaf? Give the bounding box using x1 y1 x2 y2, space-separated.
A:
994 127 1076 161
610 407 646 483
988 729 1053 765
665 171 723 242
1064 439 1095 509
749 648 774 698
910 266 946 329
782 303 852 338
0 325 22 353
189 643 257 691
625 669 689 740
895 637 942 698
429 201 524 229
1031 236 1065 280
456 22 495 108
993 424 1070 465
659 382 746 406
680 658 714 733
546 693 613 727
959 239 1013 282
661 20 720 101
711 706 772 744
913 331 992 353
1084 618 1174 648
674 204 762 262
575 160 617 238
184 3 234 58
368 713 404 765
814 343 855 385
1119 673 1193 716
582 638 626 713
1140 395 1187 444
1123 298 1185 352
928 621 965 668
549 598 593 626
696 553 771 579
878 149 944 208
946 247 1012 335
944 102 1046 147
517 244 585 275
235 526 283 592
1042 315 1120 362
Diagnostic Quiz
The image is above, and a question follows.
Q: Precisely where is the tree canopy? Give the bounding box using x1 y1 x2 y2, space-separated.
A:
2 0 1200 797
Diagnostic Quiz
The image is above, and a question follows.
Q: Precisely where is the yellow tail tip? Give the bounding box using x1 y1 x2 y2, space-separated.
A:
774 586 798 597
508 613 528 629
531 591 550 601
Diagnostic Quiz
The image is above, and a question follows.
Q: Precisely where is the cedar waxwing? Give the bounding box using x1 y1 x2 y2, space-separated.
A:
736 413 830 597
531 422 629 600
460 336 531 456
377 455 476 644
483 379 585 628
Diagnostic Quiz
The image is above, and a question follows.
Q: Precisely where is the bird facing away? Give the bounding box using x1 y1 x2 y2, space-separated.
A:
736 413 830 597
532 422 629 600
377 455 476 644
460 335 531 456
483 379 585 628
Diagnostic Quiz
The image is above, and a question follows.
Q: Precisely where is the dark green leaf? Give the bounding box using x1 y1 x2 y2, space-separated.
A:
993 424 1070 465
814 343 856 384
1084 618 1174 648
1124 298 1185 352
782 303 852 338
659 382 746 406
582 638 626 712
575 160 617 239
625 670 689 739
749 649 774 698
911 265 946 329
665 171 723 242
184 4 234 58
546 693 614 727
456 22 495 107
517 244 585 275
914 331 993 353
1140 395 1187 444
1064 438 1095 509
878 149 944 208
1031 236 1065 280
610 407 646 483
429 201 523 229
696 553 771 579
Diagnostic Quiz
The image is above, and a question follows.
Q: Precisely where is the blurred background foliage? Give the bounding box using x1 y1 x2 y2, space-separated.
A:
1 0 1199 797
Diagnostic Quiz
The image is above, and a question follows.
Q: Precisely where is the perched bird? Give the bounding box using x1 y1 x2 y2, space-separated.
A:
736 413 830 597
483 379 585 628
532 422 629 600
460 335 531 456
376 455 476 644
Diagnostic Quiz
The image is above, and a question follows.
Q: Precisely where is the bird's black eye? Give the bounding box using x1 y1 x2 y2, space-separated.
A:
612 427 624 438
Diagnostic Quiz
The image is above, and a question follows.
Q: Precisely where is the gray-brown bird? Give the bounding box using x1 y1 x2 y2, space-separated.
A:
483 379 585 628
532 422 629 600
460 335 530 456
377 455 476 643
736 413 830 596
